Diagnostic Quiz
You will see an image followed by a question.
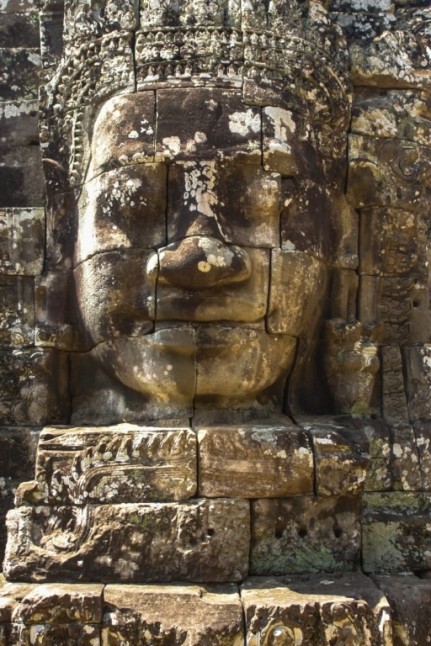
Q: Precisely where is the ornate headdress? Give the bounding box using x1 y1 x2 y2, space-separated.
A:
40 0 351 188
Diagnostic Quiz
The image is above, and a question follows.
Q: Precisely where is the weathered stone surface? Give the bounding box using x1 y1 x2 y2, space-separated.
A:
0 145 45 207
166 161 280 249
363 493 431 574
389 423 421 491
155 88 261 163
35 271 86 351
413 423 431 490
302 417 369 496
351 88 431 146
267 251 327 336
362 420 392 492
0 12 39 48
0 580 36 624
250 496 362 576
4 499 250 583
348 135 431 213
17 425 196 505
11 583 103 624
0 427 39 479
102 583 244 645
76 164 166 263
9 622 101 644
197 423 313 498
0 207 44 276
241 573 392 646
373 575 431 646
403 345 431 422
0 276 34 348
74 250 157 345
0 348 69 426
381 345 410 423
0 48 40 101
0 99 39 146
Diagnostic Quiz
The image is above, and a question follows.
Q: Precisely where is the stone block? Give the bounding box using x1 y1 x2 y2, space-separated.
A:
0 12 40 48
250 496 362 576
11 584 103 624
302 418 369 496
373 574 431 646
241 573 392 646
0 275 34 348
35 271 87 351
18 425 196 505
0 99 39 146
102 583 244 645
0 348 69 426
0 581 37 624
381 345 410 424
413 423 431 490
389 423 421 491
88 92 156 177
403 345 431 422
351 88 431 146
281 178 358 268
348 135 431 214
267 251 327 336
363 492 431 574
4 499 250 583
156 247 269 323
359 275 431 345
362 419 392 492
166 161 280 248
74 249 157 345
155 88 261 163
0 48 40 101
197 423 313 498
76 164 166 264
0 207 44 275
0 0 42 11
0 145 45 207
359 207 427 277
0 427 39 479
39 10 64 69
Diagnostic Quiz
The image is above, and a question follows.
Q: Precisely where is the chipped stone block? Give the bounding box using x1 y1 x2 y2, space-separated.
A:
197 423 313 498
157 247 269 323
363 492 431 574
0 348 69 426
303 418 369 496
19 425 196 505
166 161 280 249
4 499 250 583
0 145 45 207
359 275 431 345
267 251 327 336
0 581 37 624
11 584 104 624
155 88 261 163
102 583 244 645
76 165 166 263
403 345 431 423
390 424 421 491
241 573 392 646
74 250 156 345
348 135 431 214
0 207 44 275
0 48 41 101
351 88 431 146
373 575 431 646
35 271 87 351
0 99 39 146
250 496 362 576
0 276 34 347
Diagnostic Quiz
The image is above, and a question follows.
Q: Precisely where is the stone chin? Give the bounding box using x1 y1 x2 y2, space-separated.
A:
91 326 296 409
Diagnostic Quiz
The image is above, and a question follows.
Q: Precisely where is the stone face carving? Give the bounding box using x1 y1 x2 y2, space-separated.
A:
2 0 431 641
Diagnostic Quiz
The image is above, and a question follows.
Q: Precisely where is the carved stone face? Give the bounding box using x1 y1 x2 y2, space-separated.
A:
73 87 345 421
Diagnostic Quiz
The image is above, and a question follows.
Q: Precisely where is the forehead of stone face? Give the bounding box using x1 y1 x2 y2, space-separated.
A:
155 88 262 163
90 92 156 176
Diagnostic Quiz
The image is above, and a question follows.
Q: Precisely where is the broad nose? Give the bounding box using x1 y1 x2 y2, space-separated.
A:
158 236 251 290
